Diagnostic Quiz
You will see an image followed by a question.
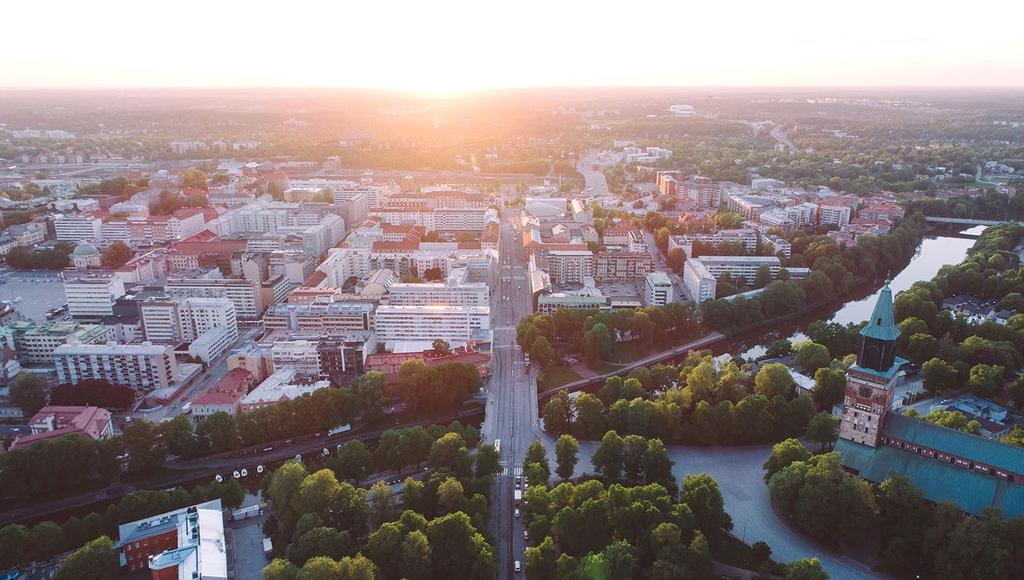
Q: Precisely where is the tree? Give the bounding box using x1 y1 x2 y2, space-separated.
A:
264 559 299 580
555 434 579 480
681 474 733 537
525 535 557 580
425 511 495 579
474 443 501 479
428 432 470 476
755 363 795 399
805 412 840 452
922 358 957 393
967 363 1004 398
602 539 638 579
794 341 831 374
785 558 828 580
100 241 133 269
181 169 209 190
812 367 846 410
0 525 28 571
542 396 570 436
121 419 166 474
400 530 433 580
1001 425 1024 448
55 536 118 580
755 264 774 289
666 248 686 273
529 336 556 369
195 411 241 453
592 430 625 482
288 527 353 566
762 438 809 484
431 339 452 356
905 333 939 365
366 481 399 531
9 373 47 416
525 439 550 484
436 477 465 514
573 394 606 440
331 441 374 482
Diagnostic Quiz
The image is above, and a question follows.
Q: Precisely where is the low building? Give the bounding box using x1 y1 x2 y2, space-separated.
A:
117 499 227 577
11 321 111 365
227 343 271 383
537 293 610 315
374 304 491 343
190 368 254 422
240 368 329 413
9 406 113 450
593 252 654 281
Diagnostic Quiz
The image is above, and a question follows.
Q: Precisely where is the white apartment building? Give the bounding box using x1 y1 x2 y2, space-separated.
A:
54 341 178 391
386 268 489 307
141 297 238 345
263 301 374 332
186 326 234 362
760 233 792 259
643 272 674 307
13 322 111 364
165 278 264 320
64 275 126 318
668 229 758 257
696 255 782 286
368 207 497 232
683 259 717 304
54 215 103 242
270 339 322 376
817 203 853 227
317 248 371 286
373 305 491 343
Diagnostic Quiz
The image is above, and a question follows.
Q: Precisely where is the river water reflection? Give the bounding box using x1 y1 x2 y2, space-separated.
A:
726 227 981 359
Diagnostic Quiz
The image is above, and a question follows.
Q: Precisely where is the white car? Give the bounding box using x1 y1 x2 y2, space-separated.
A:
514 561 522 573
514 508 521 518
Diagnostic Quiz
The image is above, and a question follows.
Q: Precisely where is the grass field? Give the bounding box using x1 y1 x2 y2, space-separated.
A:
538 365 584 390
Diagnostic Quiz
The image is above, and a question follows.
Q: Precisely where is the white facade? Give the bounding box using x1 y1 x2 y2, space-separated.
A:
54 215 103 242
644 272 674 306
387 268 489 307
270 339 322 376
54 341 177 391
546 250 594 285
186 326 234 362
683 259 717 304
696 255 782 285
817 203 852 227
142 296 238 345
165 279 264 320
374 305 491 343
64 275 126 318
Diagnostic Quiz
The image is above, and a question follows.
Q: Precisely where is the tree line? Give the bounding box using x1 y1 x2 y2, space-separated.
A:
542 353 816 446
262 425 499 580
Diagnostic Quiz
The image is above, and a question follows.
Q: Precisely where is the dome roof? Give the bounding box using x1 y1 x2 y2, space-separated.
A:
72 243 99 257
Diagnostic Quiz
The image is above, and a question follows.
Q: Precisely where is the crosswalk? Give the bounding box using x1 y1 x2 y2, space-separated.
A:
500 466 524 476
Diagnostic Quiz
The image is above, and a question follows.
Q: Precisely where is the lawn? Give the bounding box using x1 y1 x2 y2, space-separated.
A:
539 365 584 390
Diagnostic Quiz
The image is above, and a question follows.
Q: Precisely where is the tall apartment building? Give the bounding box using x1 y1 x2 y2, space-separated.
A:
817 203 853 227
374 305 491 343
141 296 238 345
678 176 723 210
368 207 497 231
668 229 758 257
271 339 323 376
165 278 265 320
643 272 674 306
263 301 374 332
54 341 178 391
696 255 781 285
683 259 717 304
593 252 655 281
53 215 103 242
64 275 127 319
545 249 594 285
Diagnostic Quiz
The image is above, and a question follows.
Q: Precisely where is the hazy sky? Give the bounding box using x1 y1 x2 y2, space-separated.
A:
4 1 1023 92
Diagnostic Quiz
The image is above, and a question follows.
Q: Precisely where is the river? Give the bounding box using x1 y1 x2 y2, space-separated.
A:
726 226 982 359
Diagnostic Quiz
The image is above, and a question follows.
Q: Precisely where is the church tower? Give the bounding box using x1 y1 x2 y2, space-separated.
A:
839 286 906 447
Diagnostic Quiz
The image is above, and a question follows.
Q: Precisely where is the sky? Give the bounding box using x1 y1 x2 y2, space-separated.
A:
4 1 1023 93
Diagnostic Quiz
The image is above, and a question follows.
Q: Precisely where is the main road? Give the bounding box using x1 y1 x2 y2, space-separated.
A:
482 211 537 579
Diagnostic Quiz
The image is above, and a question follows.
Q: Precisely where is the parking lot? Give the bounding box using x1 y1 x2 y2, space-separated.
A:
0 270 69 323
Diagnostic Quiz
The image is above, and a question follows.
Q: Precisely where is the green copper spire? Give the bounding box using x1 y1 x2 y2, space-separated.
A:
860 285 900 341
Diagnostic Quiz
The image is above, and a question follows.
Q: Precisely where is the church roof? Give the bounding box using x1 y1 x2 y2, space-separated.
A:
837 413 1024 518
860 285 900 341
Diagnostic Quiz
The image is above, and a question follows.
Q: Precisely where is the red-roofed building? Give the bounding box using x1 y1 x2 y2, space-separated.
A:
365 345 491 380
190 368 254 422
10 406 113 450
